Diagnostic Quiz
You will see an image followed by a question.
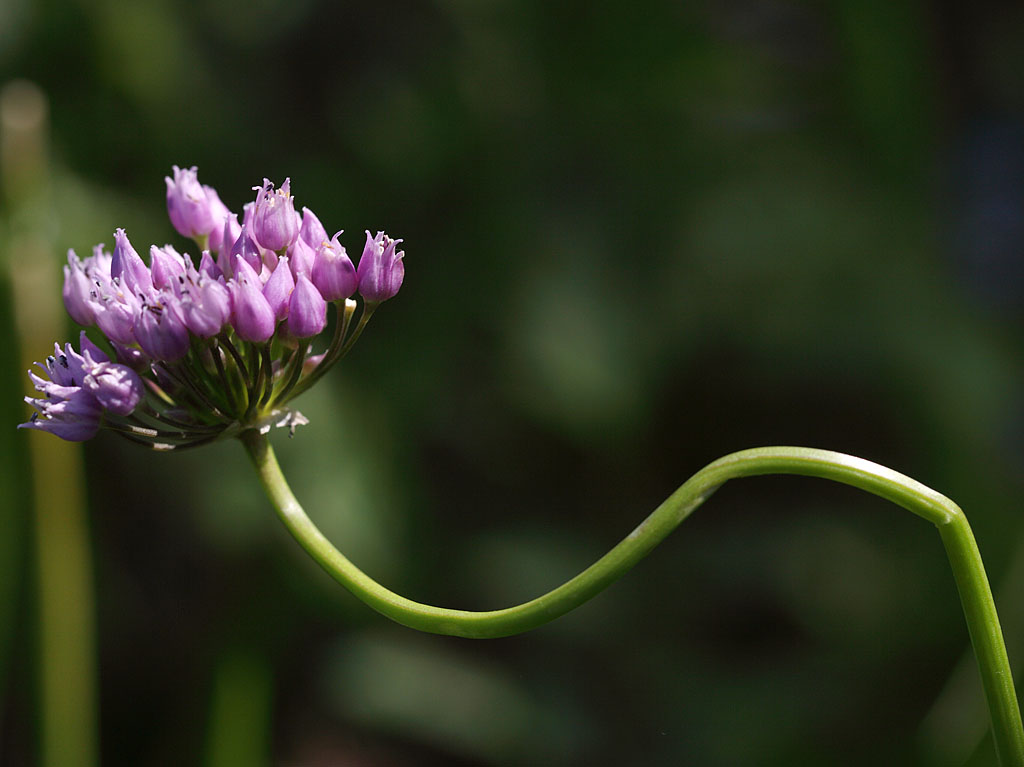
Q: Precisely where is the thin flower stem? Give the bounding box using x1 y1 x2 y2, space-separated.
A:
257 344 275 409
132 407 225 434
218 334 250 409
246 343 261 392
185 343 230 413
115 431 221 451
287 302 366 401
165 363 227 419
241 433 1024 766
211 345 239 415
268 346 307 409
143 378 177 407
242 344 268 423
104 415 225 442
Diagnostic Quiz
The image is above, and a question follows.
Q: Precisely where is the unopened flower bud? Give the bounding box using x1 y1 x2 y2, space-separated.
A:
111 229 153 295
78 331 109 364
357 230 404 303
180 265 231 338
230 257 276 343
263 256 295 321
199 250 223 281
214 214 242 270
203 188 233 252
312 231 357 301
94 292 139 346
134 297 190 361
82 356 143 415
287 236 315 279
299 207 328 251
230 223 263 274
63 250 98 326
251 178 299 252
150 245 186 290
165 165 218 239
286 275 327 338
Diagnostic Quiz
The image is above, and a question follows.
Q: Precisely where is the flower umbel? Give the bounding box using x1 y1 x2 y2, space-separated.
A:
22 168 404 449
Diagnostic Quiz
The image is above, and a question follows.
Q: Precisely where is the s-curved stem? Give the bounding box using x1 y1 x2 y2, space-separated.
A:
240 431 1024 766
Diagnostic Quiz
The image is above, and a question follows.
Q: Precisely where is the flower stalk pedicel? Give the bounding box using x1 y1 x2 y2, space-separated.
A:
19 167 1024 765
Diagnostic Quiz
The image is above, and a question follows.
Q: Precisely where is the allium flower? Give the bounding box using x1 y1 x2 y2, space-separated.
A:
82 359 144 415
311 231 357 301
251 178 299 253
287 236 316 280
22 168 405 449
150 244 186 290
286 275 327 338
20 334 142 441
298 207 328 251
111 229 153 295
179 263 231 338
63 250 98 326
166 165 222 241
263 255 295 321
230 255 277 343
229 223 262 275
134 297 190 361
357 231 405 304
203 188 233 253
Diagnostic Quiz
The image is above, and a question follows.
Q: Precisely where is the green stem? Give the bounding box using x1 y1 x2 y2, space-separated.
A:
240 434 1024 765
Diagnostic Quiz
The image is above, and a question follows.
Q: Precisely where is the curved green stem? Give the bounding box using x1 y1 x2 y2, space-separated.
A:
240 432 1024 765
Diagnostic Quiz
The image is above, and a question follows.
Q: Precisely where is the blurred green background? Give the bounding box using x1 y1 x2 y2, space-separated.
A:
2 0 1024 765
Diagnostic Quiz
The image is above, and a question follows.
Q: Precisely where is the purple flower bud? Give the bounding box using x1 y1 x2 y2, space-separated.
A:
229 257 276 343
134 295 190 361
94 291 139 346
287 236 316 279
229 223 262 274
203 187 233 252
262 247 279 273
356 230 405 303
312 231 357 301
251 178 299 252
181 272 231 338
165 165 217 239
149 245 186 290
242 200 255 230
285 275 327 338
111 229 153 295
263 256 295 321
299 207 328 251
63 250 98 325
82 356 143 415
199 250 223 281
177 261 231 339
214 214 242 268
78 331 110 364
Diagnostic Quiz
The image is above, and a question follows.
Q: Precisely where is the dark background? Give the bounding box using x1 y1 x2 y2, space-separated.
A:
3 0 1024 764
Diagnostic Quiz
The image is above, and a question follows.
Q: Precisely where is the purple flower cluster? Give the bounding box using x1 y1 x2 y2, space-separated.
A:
22 167 404 447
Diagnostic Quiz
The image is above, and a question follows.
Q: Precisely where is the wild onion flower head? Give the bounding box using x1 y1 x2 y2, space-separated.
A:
21 168 404 449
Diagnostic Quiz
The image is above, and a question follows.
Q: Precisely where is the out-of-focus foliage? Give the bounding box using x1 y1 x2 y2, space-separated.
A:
3 0 1024 765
